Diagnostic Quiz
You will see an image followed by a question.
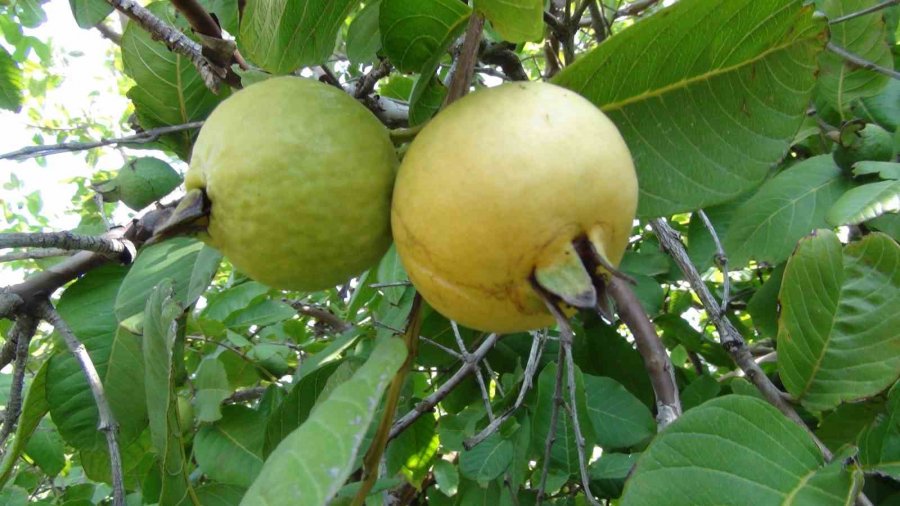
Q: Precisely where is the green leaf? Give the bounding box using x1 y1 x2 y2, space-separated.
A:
747 264 786 339
817 0 893 114
81 432 155 490
778 230 900 412
531 362 593 477
179 483 246 506
827 180 900 226
459 432 513 482
0 361 49 490
142 280 192 505
263 361 342 456
347 1 382 65
858 382 900 478
853 161 900 180
574 322 655 409
553 0 827 217
195 405 266 488
850 79 900 132
195 358 231 422
589 452 638 499
387 414 439 487
16 0 47 28
115 237 221 324
679 374 722 411
475 0 542 42
379 0 472 73
0 45 24 112
724 156 850 267
238 0 357 74
241 337 407 506
121 2 227 159
621 395 859 505
68 0 113 29
409 76 447 126
815 399 885 452
583 375 655 450
47 266 147 450
433 459 459 496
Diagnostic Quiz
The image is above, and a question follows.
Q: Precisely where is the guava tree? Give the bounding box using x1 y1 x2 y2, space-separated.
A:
0 0 899 505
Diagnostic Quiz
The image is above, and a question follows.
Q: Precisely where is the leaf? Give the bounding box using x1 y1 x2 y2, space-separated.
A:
195 405 266 488
851 79 900 132
347 1 383 65
747 263 786 339
81 432 155 490
195 358 231 422
679 374 722 411
115 237 220 324
858 382 900 478
409 76 447 126
433 459 459 496
553 0 828 217
815 399 885 452
238 0 357 74
475 0 542 42
827 180 900 226
778 230 900 412
46 266 147 450
459 432 513 482
724 156 850 267
0 45 24 112
621 395 859 505
142 280 192 505
179 483 246 506
853 161 900 180
531 362 593 477
379 0 472 73
817 0 893 114
263 361 342 456
589 452 638 499
387 414 439 487
0 361 49 490
68 0 113 29
241 337 407 506
574 322 655 409
583 375 656 450
121 2 227 159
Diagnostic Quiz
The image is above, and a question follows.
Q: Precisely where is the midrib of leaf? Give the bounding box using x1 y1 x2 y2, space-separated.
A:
275 0 312 71
781 469 818 505
217 426 263 463
602 17 812 113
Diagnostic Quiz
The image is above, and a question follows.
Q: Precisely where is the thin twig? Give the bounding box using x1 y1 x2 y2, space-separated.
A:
829 0 900 24
224 387 267 404
535 341 566 506
464 331 546 449
444 13 485 106
0 249 72 263
284 299 352 332
0 232 134 263
94 22 122 45
451 322 494 422
616 0 659 17
0 315 38 449
586 1 608 44
38 302 125 506
0 122 203 161
420 336 462 358
389 333 502 440
606 276 681 426
826 41 900 80
696 210 730 311
354 60 393 99
368 281 412 289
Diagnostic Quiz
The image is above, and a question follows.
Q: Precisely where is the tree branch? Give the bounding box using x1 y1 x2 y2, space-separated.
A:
0 232 134 263
535 339 566 506
94 22 122 45
829 0 900 24
284 299 352 332
103 0 227 91
696 210 730 311
389 333 502 440
0 249 73 263
354 60 393 99
0 121 204 161
480 43 529 81
826 41 900 81
38 302 125 506
444 13 485 106
224 386 267 404
0 315 38 449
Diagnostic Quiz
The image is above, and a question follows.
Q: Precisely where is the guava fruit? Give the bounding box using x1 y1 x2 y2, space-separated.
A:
833 123 894 171
391 82 638 333
186 76 398 291
93 157 182 211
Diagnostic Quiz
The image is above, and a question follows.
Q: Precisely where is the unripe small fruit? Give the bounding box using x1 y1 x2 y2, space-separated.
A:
392 82 638 333
186 77 398 291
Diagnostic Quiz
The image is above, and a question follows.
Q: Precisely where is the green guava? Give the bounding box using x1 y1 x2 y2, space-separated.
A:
833 123 894 171
186 77 397 291
94 157 182 211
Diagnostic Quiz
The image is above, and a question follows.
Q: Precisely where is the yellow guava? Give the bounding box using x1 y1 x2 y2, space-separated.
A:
391 82 638 333
186 77 397 291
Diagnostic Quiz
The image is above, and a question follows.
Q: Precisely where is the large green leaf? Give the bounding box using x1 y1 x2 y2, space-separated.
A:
379 0 471 74
195 405 266 488
0 45 24 112
778 230 900 412
263 361 341 456
858 382 900 478
115 237 220 324
46 265 147 450
475 0 542 42
68 0 113 29
347 0 383 65
583 375 655 450
459 432 513 482
724 156 850 267
851 80 900 132
121 2 227 159
817 0 893 115
554 0 827 217
238 0 357 74
143 280 192 505
826 180 900 226
194 358 231 423
622 395 860 505
241 337 407 506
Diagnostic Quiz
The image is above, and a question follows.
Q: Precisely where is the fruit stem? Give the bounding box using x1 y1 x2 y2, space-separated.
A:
389 124 426 145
